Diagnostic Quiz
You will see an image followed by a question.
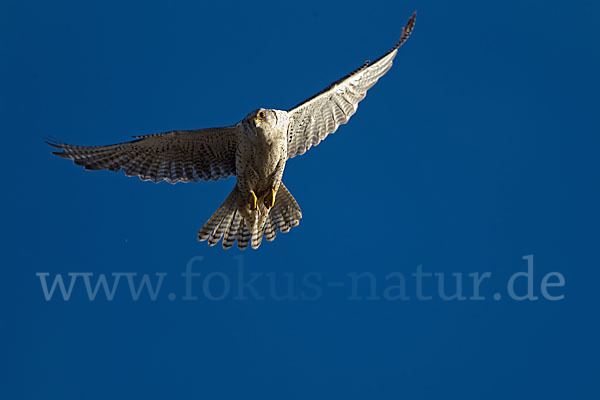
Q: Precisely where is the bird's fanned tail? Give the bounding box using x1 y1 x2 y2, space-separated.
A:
198 183 302 250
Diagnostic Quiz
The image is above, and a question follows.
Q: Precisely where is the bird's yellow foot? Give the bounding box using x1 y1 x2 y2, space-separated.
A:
250 190 258 211
264 188 276 209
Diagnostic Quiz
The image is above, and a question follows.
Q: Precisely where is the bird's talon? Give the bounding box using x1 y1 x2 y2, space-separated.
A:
250 190 258 211
265 188 276 209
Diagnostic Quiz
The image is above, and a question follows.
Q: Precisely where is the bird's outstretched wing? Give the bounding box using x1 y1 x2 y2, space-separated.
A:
286 12 416 159
48 126 239 183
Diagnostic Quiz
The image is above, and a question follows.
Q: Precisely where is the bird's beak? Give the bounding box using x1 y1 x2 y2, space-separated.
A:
253 117 263 125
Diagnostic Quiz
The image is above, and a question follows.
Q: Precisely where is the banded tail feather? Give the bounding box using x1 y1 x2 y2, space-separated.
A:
198 183 302 250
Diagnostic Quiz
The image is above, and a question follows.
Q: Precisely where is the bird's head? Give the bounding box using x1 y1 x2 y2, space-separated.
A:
243 108 278 140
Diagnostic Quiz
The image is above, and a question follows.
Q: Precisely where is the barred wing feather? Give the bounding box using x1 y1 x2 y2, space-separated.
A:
48 126 239 184
286 12 416 159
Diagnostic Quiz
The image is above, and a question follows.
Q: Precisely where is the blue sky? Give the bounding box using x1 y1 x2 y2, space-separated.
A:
2 0 599 399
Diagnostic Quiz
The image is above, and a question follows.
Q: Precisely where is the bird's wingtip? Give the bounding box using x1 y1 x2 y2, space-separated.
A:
51 151 70 158
392 11 417 49
44 136 62 148
407 11 417 26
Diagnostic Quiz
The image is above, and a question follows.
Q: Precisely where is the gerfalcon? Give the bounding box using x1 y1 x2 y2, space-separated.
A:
48 12 416 250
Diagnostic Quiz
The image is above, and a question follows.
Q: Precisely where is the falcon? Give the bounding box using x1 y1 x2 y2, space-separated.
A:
48 12 416 250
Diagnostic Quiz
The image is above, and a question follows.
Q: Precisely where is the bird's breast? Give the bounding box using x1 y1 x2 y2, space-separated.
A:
251 139 285 177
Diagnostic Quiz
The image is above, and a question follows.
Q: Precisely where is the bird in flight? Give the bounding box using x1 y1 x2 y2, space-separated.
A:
48 12 416 250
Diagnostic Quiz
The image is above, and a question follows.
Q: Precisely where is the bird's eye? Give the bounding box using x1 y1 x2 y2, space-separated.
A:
258 111 266 119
